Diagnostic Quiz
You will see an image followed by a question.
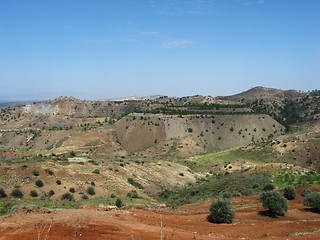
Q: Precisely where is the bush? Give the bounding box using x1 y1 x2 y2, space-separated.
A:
69 187 75 193
127 190 139 198
260 191 288 216
208 199 235 224
263 183 275 191
35 179 44 187
283 186 296 200
303 188 313 197
0 188 7 198
221 192 232 199
45 169 54 175
303 191 320 211
30 190 38 197
61 193 74 201
81 194 89 200
115 198 123 208
32 169 39 176
11 188 23 198
127 178 144 189
56 180 61 185
86 186 95 195
48 190 55 196
92 169 100 174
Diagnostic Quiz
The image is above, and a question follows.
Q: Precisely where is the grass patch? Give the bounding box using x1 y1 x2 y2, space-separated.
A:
288 228 320 236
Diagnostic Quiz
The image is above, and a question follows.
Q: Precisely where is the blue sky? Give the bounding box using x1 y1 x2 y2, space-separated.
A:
0 0 319 100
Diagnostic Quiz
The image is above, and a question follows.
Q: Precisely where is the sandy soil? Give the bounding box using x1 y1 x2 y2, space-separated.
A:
1 187 319 240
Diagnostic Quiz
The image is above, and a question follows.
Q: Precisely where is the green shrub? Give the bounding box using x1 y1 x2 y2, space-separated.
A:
260 191 288 216
208 198 235 224
303 188 313 196
45 169 54 175
81 194 89 200
48 190 55 196
0 188 7 198
69 187 75 193
30 190 38 197
115 198 123 208
61 193 74 201
92 169 100 174
263 183 275 191
110 193 116 198
127 190 139 198
283 186 296 200
56 180 62 185
303 191 320 211
32 169 39 176
86 186 95 195
11 188 23 198
35 179 44 187
127 178 144 189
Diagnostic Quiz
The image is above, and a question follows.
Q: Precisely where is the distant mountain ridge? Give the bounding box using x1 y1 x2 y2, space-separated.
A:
219 86 306 102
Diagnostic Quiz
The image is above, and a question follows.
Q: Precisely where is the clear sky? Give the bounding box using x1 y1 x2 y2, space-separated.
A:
0 0 319 101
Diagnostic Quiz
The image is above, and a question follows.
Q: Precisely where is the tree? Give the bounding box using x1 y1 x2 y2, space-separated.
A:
283 186 296 200
208 199 235 224
260 191 288 216
303 191 320 211
115 198 123 208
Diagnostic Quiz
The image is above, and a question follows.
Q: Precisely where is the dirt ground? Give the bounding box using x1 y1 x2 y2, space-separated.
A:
1 187 319 240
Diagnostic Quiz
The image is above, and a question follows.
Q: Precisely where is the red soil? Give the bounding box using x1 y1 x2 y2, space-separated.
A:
1 188 320 240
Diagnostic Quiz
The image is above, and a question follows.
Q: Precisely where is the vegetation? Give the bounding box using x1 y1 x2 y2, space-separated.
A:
303 191 320 211
127 178 144 189
92 169 100 174
86 187 95 196
35 179 44 187
0 188 7 198
69 187 75 193
61 193 74 201
30 190 38 197
56 180 62 185
115 198 123 208
260 191 288 216
32 169 39 176
11 189 23 198
283 186 296 200
44 169 54 175
208 198 235 224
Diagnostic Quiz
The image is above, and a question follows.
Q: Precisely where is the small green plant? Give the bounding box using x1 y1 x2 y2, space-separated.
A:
115 198 123 208
303 191 320 211
179 173 184 176
45 169 54 175
283 186 296 200
81 194 89 200
56 180 62 185
187 128 193 133
0 188 7 198
69 151 76 157
260 191 288 216
86 186 95 195
110 193 116 198
69 187 75 193
48 190 55 196
92 169 100 174
127 190 139 198
35 179 44 187
208 198 234 224
11 188 23 198
32 169 39 176
61 193 74 201
30 190 38 197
